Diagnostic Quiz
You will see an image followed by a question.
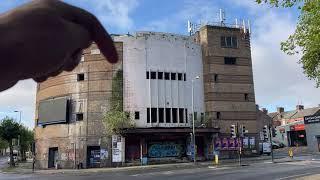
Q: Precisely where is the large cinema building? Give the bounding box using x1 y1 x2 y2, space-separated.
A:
35 23 258 169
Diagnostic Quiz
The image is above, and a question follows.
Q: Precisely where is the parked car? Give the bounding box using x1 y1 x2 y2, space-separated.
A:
272 141 285 149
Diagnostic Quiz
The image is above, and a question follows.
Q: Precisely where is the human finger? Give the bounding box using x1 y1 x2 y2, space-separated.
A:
42 0 118 63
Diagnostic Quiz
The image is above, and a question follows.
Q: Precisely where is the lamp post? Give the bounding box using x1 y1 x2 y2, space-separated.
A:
13 110 22 159
191 75 200 164
14 110 22 124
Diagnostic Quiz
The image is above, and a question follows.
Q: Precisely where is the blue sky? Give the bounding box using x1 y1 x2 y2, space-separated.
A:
0 0 318 129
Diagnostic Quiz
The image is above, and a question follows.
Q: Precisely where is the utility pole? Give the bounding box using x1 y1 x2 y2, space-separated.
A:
237 123 241 166
191 76 200 164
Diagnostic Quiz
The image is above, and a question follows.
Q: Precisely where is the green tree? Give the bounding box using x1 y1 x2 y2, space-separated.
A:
0 117 21 167
19 126 34 161
0 138 8 154
256 0 320 87
103 70 132 135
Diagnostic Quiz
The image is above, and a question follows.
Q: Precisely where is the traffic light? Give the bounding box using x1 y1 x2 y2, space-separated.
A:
230 124 237 138
241 125 248 137
272 127 277 137
263 125 269 141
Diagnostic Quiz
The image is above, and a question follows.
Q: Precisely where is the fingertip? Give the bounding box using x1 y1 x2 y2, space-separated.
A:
100 44 118 64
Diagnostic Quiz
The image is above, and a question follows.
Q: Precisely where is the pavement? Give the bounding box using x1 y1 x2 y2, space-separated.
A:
1 148 320 180
0 156 7 169
0 157 320 179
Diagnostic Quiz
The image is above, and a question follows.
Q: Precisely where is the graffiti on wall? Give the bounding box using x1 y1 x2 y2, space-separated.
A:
148 142 184 158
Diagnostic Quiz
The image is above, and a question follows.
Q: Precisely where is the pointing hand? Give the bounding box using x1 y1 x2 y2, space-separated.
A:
0 0 118 91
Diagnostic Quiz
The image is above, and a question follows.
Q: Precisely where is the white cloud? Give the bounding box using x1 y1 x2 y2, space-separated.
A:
141 0 220 33
94 0 139 32
0 80 36 129
238 2 320 111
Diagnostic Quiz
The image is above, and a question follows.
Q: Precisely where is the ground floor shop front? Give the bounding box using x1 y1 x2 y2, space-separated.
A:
35 128 261 169
304 115 320 153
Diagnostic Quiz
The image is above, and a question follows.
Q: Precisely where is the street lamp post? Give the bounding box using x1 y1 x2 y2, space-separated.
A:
14 110 21 124
13 110 22 158
191 76 200 164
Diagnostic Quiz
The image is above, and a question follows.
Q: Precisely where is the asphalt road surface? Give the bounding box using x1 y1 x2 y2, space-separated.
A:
1 159 320 180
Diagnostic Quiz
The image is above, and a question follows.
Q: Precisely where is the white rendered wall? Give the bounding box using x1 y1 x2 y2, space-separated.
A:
114 32 204 128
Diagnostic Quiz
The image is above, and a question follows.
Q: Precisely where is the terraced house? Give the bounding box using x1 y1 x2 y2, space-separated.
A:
34 22 258 169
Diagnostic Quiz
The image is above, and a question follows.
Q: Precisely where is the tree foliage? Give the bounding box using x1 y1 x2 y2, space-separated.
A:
103 70 132 135
0 138 8 150
256 0 320 87
0 117 21 167
19 126 34 161
256 0 303 7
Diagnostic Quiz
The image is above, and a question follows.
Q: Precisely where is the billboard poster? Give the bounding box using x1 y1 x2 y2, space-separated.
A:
214 138 221 150
228 138 235 150
112 135 124 162
243 137 249 149
249 137 256 149
222 138 229 150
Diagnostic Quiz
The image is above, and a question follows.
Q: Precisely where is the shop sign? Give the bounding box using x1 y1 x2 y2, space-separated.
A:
290 124 305 131
304 115 320 124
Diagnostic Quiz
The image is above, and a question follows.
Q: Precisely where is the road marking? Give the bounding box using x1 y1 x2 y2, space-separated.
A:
276 172 316 180
162 171 173 175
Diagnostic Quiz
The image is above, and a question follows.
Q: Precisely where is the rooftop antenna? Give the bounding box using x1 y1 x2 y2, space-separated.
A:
219 9 226 26
187 20 193 36
235 18 238 28
247 20 251 34
242 19 246 34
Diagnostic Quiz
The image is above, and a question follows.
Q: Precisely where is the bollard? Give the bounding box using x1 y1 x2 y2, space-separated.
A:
215 154 219 165
288 148 293 159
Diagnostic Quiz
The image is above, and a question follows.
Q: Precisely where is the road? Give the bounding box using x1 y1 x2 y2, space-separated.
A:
1 158 320 180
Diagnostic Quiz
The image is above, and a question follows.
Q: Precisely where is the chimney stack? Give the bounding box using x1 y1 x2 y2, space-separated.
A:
262 108 268 114
296 105 304 111
277 107 284 113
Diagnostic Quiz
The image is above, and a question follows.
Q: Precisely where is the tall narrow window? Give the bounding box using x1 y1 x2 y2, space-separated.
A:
165 108 171 123
200 113 204 124
135 112 140 120
244 93 249 101
147 108 150 123
159 108 164 123
165 72 170 80
214 74 218 82
158 72 163 79
151 108 157 123
178 73 182 81
217 112 221 119
226 37 232 47
179 108 184 123
221 36 226 47
185 109 188 123
146 72 150 79
151 72 157 79
171 73 176 80
184 73 186 81
172 108 178 123
232 36 238 48
221 36 238 48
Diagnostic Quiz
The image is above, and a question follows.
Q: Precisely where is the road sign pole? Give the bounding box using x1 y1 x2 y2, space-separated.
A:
269 124 274 163
237 123 241 166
